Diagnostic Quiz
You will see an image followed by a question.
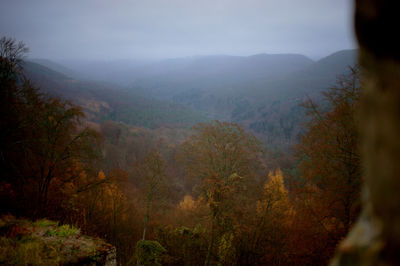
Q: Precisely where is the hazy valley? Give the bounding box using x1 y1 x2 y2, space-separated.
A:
26 49 357 149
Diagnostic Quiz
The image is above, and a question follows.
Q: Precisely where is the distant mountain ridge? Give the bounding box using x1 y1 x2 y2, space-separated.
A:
127 49 357 147
27 49 358 148
131 53 315 99
128 49 356 118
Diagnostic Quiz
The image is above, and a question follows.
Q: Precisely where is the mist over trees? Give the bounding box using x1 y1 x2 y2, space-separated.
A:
0 37 362 265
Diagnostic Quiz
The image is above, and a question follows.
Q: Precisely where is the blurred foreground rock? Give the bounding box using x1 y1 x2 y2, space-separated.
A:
331 0 400 265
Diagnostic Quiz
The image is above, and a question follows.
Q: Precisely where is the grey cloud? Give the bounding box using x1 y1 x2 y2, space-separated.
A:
0 0 355 60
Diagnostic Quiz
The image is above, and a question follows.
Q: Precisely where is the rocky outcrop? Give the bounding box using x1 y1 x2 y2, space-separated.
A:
0 215 116 265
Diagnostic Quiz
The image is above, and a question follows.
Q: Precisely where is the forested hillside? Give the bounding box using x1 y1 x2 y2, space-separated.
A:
23 61 207 128
29 50 356 148
128 50 357 147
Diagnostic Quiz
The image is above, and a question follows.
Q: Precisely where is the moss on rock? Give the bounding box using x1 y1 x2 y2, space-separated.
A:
0 215 116 265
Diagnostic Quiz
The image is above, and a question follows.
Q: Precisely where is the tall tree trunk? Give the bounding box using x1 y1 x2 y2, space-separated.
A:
142 193 151 240
204 213 217 266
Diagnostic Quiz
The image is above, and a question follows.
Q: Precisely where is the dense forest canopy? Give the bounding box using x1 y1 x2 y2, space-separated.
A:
0 35 362 265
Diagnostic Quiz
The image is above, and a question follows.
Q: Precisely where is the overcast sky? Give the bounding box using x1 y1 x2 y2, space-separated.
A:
0 0 355 61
